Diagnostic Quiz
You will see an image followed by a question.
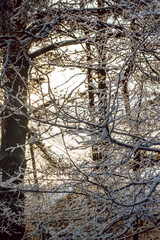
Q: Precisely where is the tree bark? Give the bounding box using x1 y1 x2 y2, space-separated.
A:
0 1 29 238
0 44 29 239
95 0 107 162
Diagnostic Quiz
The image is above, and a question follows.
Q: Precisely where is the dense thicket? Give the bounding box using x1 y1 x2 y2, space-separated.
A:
0 0 159 239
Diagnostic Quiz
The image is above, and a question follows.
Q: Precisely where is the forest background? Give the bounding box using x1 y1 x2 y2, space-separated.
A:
0 0 160 239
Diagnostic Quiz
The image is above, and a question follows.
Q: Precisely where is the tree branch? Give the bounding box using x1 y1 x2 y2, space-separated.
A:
29 38 87 59
110 137 160 153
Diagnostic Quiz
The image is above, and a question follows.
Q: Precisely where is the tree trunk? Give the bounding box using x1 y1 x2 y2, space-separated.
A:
95 0 107 162
0 1 29 238
0 45 29 239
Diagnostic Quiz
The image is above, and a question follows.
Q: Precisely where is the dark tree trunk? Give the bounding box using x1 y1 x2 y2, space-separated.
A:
95 0 107 162
0 45 29 238
0 1 29 238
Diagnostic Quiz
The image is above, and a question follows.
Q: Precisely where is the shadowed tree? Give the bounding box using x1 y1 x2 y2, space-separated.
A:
0 1 29 239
